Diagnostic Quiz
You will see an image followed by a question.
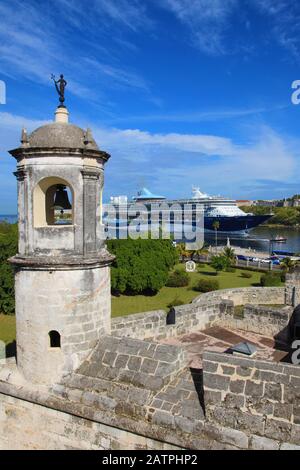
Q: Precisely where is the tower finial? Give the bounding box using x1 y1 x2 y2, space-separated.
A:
83 128 93 147
21 127 29 147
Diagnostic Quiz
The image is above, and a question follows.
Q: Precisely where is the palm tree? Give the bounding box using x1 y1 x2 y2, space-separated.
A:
212 220 220 253
176 242 190 261
280 257 296 273
223 246 235 263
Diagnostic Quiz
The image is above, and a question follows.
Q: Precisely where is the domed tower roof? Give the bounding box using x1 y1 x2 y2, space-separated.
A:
28 122 99 150
9 106 109 161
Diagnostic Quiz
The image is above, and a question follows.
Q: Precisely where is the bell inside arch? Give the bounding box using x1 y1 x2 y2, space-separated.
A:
53 185 72 211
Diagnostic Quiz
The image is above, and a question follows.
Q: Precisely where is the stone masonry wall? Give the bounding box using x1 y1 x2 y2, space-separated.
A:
0 393 181 450
215 302 292 339
112 287 285 342
203 351 300 448
111 300 227 341
76 335 187 392
193 286 285 306
285 270 300 306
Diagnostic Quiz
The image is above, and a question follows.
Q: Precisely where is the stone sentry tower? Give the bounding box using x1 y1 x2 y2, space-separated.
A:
9 95 114 385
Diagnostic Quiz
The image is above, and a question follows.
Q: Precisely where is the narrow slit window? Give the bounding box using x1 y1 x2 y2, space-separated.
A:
49 330 61 348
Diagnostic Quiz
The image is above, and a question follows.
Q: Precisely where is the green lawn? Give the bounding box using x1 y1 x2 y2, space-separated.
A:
0 264 266 343
0 314 16 345
111 263 262 317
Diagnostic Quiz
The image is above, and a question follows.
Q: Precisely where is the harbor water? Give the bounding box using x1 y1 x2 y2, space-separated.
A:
1 215 300 254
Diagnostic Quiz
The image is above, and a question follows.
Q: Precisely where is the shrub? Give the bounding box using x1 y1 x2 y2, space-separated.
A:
107 238 177 295
260 272 282 287
167 297 185 309
194 278 219 292
210 255 230 273
240 271 252 278
166 268 190 287
225 266 236 273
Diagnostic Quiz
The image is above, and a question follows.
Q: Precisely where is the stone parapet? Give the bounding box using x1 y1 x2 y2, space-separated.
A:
193 286 285 306
203 350 300 445
111 300 227 341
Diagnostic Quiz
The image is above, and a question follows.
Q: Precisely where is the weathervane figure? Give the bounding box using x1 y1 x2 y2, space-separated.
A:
51 74 67 107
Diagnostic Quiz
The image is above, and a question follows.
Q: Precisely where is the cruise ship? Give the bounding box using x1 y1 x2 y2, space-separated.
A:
103 187 271 236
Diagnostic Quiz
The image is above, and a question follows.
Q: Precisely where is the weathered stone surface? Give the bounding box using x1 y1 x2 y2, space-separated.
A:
264 383 282 402
229 380 245 394
141 358 158 374
221 365 235 376
280 442 300 450
245 380 264 397
204 373 230 391
250 435 279 450
264 419 291 442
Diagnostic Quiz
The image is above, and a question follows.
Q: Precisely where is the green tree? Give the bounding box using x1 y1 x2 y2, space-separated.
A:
210 255 230 274
107 238 177 295
280 257 296 273
212 220 220 253
223 247 235 263
0 223 18 314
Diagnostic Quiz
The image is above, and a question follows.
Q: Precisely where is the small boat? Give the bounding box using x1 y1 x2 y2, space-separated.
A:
270 235 287 243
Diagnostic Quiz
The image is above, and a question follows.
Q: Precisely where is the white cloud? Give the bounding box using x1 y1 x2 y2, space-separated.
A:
0 111 298 202
110 106 279 124
0 0 155 106
162 0 238 55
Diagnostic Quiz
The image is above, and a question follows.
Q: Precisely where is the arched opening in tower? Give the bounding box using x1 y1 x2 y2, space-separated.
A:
49 330 61 348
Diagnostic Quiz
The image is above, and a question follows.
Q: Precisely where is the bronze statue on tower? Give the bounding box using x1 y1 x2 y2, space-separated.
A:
51 74 67 107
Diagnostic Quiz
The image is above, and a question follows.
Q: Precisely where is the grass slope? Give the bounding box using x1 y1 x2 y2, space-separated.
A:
0 264 269 343
111 264 262 317
0 314 16 345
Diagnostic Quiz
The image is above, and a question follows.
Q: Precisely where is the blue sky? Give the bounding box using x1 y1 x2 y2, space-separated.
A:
1 0 300 212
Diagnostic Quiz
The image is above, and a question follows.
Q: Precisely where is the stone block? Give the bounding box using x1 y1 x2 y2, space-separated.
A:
156 362 175 377
290 376 300 387
174 416 198 434
219 427 248 449
290 424 300 444
141 358 158 374
127 356 142 371
264 419 291 441
253 370 289 385
181 401 204 420
114 354 129 369
221 365 235 376
249 435 279 450
236 366 253 377
264 383 282 402
284 385 300 404
273 403 293 421
245 380 264 397
211 407 265 435
204 373 230 391
280 442 300 450
203 360 218 373
293 406 300 425
229 379 245 394
102 351 117 367
224 393 245 409
204 389 222 405
151 410 175 428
